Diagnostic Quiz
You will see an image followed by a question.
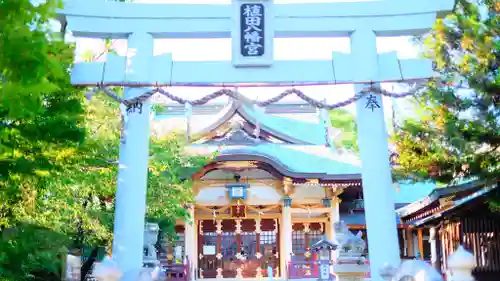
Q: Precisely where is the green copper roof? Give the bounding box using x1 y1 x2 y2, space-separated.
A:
153 101 328 145
217 143 361 175
394 182 436 204
239 104 326 145
190 143 437 204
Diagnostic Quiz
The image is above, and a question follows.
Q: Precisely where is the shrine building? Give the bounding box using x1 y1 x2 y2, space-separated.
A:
151 97 435 279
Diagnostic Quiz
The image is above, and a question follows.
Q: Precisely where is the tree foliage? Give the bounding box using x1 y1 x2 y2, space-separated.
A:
329 109 359 152
0 1 210 280
0 0 84 232
1 1 84 280
393 1 499 187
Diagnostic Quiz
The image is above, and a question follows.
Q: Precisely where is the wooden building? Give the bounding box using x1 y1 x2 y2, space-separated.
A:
397 180 500 281
152 98 436 280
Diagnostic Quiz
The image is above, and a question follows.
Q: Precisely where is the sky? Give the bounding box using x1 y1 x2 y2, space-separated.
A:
71 0 424 123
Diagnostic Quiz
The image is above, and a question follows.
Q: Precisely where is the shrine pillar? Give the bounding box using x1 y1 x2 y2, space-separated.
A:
429 227 439 270
406 229 415 257
112 32 154 273
184 205 196 279
323 197 340 269
326 197 340 241
351 28 400 280
281 197 293 278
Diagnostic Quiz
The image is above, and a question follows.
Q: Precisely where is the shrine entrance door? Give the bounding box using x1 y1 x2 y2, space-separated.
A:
198 218 279 279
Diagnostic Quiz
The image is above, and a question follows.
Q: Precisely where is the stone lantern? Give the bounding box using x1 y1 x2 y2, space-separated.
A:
143 223 160 269
311 236 338 281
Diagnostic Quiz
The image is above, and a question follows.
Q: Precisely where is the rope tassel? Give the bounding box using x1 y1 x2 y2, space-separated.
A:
119 103 128 144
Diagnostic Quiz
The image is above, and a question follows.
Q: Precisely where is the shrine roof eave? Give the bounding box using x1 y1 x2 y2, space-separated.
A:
214 153 361 182
396 178 486 218
186 143 362 182
409 183 499 227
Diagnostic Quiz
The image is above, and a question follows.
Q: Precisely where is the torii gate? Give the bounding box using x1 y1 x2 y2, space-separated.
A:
57 0 454 280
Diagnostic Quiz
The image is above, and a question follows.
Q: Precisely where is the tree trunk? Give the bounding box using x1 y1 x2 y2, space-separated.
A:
81 247 99 281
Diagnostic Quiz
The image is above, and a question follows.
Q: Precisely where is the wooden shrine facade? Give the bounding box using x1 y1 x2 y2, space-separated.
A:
291 222 325 261
159 155 422 280
163 206 332 280
157 152 363 280
398 181 500 281
197 218 279 279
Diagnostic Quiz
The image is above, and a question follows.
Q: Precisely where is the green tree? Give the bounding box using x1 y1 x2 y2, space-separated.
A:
0 1 210 280
0 1 87 280
0 0 85 231
329 109 358 152
392 1 499 189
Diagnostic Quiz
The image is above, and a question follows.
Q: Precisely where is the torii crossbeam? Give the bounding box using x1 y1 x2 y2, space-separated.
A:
63 0 451 87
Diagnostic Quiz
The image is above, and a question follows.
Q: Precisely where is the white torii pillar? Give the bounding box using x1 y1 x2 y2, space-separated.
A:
112 32 153 274
351 29 401 277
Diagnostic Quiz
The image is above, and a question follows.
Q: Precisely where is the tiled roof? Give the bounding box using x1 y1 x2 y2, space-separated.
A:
409 183 498 227
189 143 361 175
187 143 436 204
153 100 327 145
153 97 437 206
238 104 326 145
395 178 482 217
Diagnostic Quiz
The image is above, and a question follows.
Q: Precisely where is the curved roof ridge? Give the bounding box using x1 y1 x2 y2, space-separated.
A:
194 98 239 135
192 97 326 145
217 143 362 177
237 104 320 145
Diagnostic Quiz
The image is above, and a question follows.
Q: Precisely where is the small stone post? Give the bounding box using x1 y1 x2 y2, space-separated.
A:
379 263 397 281
93 258 122 281
446 245 475 281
